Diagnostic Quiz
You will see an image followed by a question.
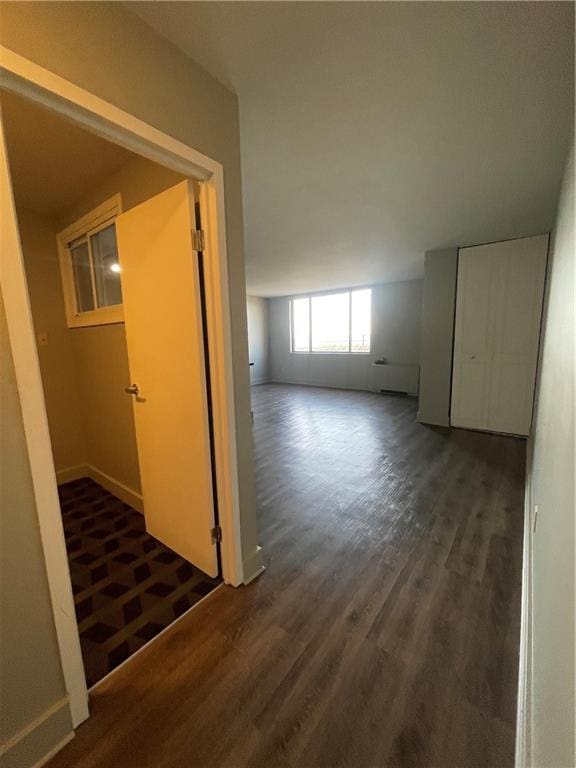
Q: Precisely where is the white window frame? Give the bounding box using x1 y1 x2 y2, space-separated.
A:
57 193 123 327
290 287 372 354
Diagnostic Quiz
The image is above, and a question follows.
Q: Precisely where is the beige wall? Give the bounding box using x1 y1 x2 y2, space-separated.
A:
70 323 140 491
17 155 185 495
529 143 574 767
0 0 259 566
58 155 187 493
57 154 186 228
0 291 73 766
17 209 87 472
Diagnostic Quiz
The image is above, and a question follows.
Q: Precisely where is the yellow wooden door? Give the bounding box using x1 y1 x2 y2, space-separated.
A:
115 181 218 576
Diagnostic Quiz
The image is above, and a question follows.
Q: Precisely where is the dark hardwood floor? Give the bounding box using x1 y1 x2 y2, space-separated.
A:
49 384 525 768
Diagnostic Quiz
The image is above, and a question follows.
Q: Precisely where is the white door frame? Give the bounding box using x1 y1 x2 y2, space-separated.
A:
0 46 246 728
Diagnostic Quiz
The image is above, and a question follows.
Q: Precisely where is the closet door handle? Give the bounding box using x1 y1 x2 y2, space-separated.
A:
124 384 140 396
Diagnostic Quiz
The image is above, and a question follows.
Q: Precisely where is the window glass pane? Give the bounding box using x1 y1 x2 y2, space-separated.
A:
351 289 371 352
70 240 94 312
91 224 122 308
311 292 350 352
292 297 310 351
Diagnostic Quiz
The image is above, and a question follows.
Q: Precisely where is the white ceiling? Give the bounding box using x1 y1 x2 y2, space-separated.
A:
134 3 574 297
2 92 136 217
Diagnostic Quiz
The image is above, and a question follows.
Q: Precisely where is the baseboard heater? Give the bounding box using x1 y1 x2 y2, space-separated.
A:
371 360 419 396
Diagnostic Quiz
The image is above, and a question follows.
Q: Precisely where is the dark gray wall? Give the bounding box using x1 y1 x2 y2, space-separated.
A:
417 249 458 426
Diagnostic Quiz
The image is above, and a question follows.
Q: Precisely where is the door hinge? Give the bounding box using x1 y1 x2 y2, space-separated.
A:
192 229 205 252
211 525 222 544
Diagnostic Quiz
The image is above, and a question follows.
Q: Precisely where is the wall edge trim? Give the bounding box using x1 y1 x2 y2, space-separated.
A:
243 545 265 585
416 412 450 428
515 442 534 768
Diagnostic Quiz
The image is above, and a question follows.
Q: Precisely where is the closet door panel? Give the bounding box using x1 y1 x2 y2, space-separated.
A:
487 234 548 435
488 360 534 435
451 245 496 430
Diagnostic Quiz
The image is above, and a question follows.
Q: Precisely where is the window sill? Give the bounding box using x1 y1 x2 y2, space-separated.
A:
66 305 124 328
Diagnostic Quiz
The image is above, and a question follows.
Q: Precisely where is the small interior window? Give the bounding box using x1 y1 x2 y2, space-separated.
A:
57 195 123 327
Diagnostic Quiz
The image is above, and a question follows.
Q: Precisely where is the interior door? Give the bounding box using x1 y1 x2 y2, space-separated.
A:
115 180 218 577
451 244 497 430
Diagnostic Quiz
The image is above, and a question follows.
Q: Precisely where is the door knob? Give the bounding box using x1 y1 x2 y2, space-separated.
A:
124 384 140 396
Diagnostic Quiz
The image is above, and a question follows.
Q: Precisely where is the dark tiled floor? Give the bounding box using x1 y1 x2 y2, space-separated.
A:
60 477 221 686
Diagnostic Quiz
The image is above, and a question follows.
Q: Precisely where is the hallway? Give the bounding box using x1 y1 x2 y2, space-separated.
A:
49 384 525 768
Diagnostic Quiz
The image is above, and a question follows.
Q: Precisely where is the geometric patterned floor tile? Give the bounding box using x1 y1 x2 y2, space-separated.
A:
59 477 221 686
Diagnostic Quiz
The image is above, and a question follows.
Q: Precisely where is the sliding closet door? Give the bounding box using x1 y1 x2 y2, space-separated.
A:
451 234 548 436
487 235 548 435
451 245 497 430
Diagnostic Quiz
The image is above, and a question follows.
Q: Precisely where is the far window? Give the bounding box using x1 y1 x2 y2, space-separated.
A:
58 195 123 327
290 288 371 354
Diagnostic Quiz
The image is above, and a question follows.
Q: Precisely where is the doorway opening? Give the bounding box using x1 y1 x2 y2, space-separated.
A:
2 91 222 688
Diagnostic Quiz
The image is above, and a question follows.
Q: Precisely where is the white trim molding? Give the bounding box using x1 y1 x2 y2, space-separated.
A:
243 545 266 585
250 377 271 386
516 442 534 768
56 464 144 513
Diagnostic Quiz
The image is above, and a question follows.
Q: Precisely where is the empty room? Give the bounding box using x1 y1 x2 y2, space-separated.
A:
1 3 574 768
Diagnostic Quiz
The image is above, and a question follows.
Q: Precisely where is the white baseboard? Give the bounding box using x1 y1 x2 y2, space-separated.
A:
87 464 143 513
516 446 534 768
0 697 73 768
55 464 87 485
269 377 369 392
270 377 417 396
56 463 143 513
243 545 265 585
416 411 450 428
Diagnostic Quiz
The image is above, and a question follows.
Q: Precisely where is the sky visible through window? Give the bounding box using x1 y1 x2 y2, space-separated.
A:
291 289 371 353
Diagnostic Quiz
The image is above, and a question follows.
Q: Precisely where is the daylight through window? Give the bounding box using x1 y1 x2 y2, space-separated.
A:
290 289 371 353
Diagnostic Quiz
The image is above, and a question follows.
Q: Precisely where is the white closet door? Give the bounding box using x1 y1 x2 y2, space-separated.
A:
451 245 498 430
487 235 548 435
451 234 548 436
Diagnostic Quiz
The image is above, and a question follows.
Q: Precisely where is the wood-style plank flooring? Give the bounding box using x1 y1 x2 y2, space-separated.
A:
49 384 525 768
